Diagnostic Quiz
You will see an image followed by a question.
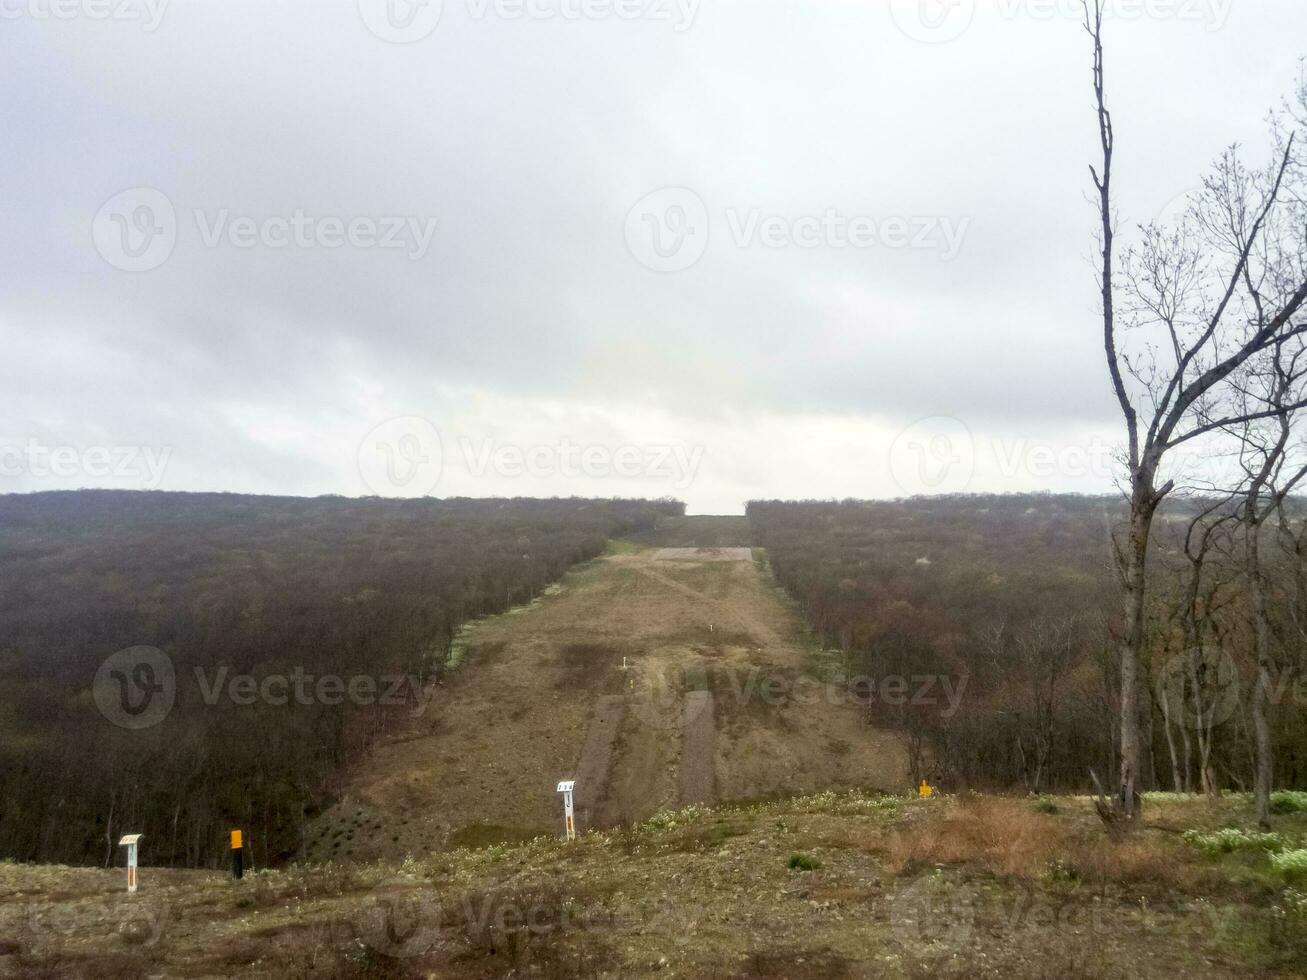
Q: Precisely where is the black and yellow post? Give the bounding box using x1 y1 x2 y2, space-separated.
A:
231 829 244 880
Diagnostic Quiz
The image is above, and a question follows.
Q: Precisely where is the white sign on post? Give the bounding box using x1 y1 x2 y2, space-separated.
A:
556 780 576 841
119 834 143 894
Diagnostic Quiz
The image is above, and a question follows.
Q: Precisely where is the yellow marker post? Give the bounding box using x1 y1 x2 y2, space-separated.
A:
230 829 244 880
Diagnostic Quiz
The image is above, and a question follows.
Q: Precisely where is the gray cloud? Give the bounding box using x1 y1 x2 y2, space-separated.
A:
3 0 1304 513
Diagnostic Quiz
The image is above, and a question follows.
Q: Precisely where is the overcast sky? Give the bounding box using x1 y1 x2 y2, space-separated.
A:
3 0 1305 513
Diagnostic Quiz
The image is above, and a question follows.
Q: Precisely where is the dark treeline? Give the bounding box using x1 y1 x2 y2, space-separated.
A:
0 491 681 867
748 495 1307 797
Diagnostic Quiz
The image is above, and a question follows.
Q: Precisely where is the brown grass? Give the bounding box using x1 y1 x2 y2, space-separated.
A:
883 795 1189 888
885 796 1069 878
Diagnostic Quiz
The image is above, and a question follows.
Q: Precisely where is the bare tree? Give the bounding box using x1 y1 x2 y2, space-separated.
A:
984 616 1077 794
1084 0 1307 817
1228 340 1307 826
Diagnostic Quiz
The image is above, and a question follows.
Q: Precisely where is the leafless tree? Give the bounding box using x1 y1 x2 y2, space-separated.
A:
1227 339 1307 826
1084 0 1307 817
984 616 1078 794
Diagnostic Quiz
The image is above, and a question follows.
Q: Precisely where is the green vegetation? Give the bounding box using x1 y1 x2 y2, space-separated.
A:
1182 828 1288 857
786 851 820 871
1271 791 1307 815
1271 849 1307 883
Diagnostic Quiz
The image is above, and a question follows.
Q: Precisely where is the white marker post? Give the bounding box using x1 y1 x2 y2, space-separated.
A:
556 780 576 841
119 834 143 894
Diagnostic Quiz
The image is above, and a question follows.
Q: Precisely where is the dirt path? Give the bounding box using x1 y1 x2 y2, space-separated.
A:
306 522 908 861
678 691 717 806
574 694 627 831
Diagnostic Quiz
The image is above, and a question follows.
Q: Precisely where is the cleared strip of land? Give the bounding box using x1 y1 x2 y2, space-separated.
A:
306 519 905 861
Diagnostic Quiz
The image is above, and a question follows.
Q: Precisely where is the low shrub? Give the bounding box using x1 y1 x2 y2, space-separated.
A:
1182 828 1287 857
1270 791 1307 815
787 853 820 871
1271 849 1307 883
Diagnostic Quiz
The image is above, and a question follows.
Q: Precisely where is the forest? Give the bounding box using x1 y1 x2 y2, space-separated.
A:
0 491 681 867
748 494 1307 800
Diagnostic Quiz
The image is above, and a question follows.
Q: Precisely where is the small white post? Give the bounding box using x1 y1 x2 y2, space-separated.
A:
556 780 576 841
119 834 143 894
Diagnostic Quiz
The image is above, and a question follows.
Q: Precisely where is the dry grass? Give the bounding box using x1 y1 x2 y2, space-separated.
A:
885 796 1070 878
883 795 1190 889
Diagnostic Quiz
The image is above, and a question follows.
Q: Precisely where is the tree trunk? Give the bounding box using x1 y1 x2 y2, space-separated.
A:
1160 685 1182 792
1118 502 1153 817
1246 516 1275 828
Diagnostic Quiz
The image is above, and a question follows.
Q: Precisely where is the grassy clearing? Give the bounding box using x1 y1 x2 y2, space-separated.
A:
6 791 1307 978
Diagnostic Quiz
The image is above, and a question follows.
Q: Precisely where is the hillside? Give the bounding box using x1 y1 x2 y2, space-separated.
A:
748 496 1307 797
308 516 906 861
5 791 1306 978
0 492 680 866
